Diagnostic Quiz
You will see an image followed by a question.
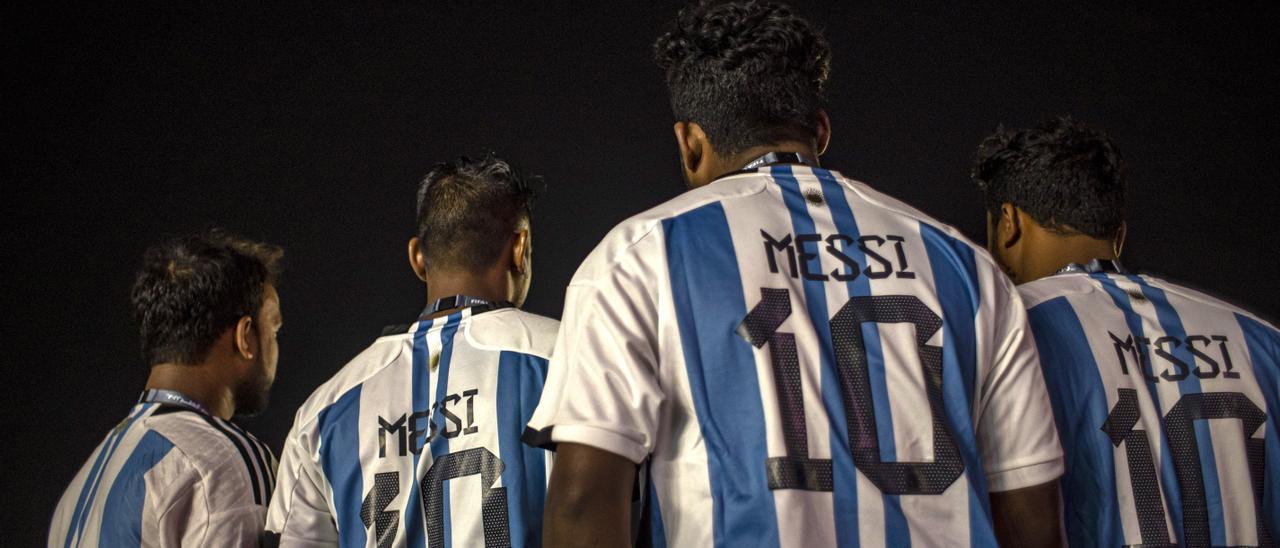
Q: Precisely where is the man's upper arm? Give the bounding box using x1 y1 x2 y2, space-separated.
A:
976 267 1064 492
525 229 664 464
265 424 338 545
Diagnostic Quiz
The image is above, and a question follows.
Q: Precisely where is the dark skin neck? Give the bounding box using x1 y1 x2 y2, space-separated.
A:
143 339 237 419
1016 228 1117 284
702 140 821 185
424 265 510 319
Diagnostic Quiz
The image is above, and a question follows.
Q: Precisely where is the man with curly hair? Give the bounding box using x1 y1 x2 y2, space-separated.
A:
975 117 1279 546
526 2 1065 546
49 230 283 547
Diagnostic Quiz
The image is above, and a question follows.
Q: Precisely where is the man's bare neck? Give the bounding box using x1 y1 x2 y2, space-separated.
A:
424 269 508 319
144 362 233 419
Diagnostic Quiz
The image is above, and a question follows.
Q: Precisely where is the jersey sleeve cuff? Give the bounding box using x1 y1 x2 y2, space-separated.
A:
548 424 649 464
985 455 1064 492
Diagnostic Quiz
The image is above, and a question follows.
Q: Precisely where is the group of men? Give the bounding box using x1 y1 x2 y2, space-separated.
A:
48 1 1278 547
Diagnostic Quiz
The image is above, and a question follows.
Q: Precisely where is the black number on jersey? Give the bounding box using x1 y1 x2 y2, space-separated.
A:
358 448 512 547
742 288 964 495
1103 389 1270 546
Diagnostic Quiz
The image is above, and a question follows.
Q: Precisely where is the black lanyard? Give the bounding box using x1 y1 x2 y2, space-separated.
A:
741 151 815 170
419 294 512 320
714 151 817 184
139 388 211 416
1057 258 1127 276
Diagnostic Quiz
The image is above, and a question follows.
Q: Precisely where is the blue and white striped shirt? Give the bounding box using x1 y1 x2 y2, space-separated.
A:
1022 271 1279 547
527 165 1063 547
266 307 558 547
48 399 276 547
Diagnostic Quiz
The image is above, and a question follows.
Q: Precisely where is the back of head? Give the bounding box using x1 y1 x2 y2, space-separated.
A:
654 0 831 155
972 116 1127 240
415 154 537 273
131 229 283 366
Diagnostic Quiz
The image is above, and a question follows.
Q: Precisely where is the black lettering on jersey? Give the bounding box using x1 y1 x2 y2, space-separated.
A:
886 235 917 279
857 236 893 279
1108 331 1240 384
439 395 464 439
796 234 827 281
408 410 433 454
462 389 479 435
824 234 859 282
1154 336 1190 382
1212 336 1240 378
1109 331 1138 376
761 231 916 282
762 230 797 278
378 389 482 458
378 414 408 458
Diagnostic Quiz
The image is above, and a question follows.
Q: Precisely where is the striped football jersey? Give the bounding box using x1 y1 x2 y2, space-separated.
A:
525 165 1064 547
266 306 557 547
48 398 276 547
1021 270 1279 546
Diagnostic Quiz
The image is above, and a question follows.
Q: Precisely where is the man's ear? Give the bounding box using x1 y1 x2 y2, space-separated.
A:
408 237 428 282
814 109 832 157
511 228 530 274
999 203 1023 249
674 121 707 175
234 316 257 361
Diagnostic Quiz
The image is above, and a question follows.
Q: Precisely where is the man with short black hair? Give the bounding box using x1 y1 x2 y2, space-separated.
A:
266 154 558 547
526 2 1065 546
49 230 283 547
975 117 1279 546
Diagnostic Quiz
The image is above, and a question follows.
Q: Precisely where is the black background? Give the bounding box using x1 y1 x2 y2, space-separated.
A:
4 2 1277 542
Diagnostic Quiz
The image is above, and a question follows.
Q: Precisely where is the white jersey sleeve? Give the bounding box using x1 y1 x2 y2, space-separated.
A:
264 414 338 546
525 227 664 463
972 263 1064 491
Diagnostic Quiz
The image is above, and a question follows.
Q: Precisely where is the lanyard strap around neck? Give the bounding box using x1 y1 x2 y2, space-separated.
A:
1056 258 1127 276
420 294 512 320
139 388 211 416
741 151 814 170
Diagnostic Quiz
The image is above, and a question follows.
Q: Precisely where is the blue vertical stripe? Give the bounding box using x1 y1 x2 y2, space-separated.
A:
1095 274 1182 543
68 403 154 548
1130 276 1227 545
404 317 435 548
1028 297 1124 546
776 166 871 546
97 430 175 546
919 223 996 546
663 202 780 548
428 312 464 548
318 385 365 547
1234 313 1280 538
645 472 669 548
497 351 550 547
64 420 124 547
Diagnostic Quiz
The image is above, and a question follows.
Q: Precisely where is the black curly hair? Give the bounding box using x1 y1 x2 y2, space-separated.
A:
415 154 539 272
972 117 1127 240
654 1 831 155
131 229 283 366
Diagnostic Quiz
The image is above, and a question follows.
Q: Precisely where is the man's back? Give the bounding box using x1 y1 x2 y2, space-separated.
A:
267 307 558 547
528 165 1062 546
49 400 276 547
1021 271 1279 546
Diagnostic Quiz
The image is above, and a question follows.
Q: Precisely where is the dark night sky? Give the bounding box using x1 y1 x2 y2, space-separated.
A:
3 2 1277 542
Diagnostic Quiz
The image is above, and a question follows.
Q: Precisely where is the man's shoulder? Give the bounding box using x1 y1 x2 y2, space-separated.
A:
466 308 559 360
574 172 772 278
290 334 412 432
1018 274 1108 309
143 411 274 503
